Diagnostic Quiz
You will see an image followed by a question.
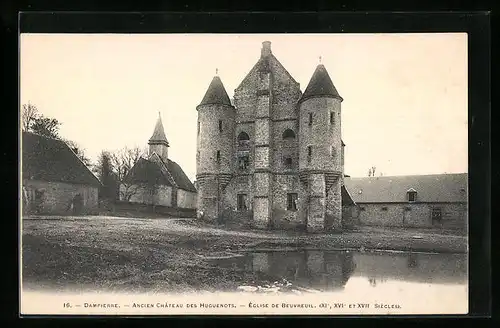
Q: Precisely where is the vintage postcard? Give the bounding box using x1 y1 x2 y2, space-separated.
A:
20 33 468 316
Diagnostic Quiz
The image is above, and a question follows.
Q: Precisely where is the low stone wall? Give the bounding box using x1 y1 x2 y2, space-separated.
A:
107 200 196 218
355 202 467 231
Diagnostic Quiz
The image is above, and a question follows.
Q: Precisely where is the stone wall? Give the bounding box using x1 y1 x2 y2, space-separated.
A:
325 177 342 230
196 103 235 176
120 183 173 207
271 174 302 229
23 179 98 215
176 189 197 209
298 97 342 172
113 200 196 218
356 202 467 230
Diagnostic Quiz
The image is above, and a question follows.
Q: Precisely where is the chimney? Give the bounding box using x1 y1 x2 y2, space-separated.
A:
261 41 272 57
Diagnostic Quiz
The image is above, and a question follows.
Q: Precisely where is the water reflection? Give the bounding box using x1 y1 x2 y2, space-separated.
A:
211 250 467 292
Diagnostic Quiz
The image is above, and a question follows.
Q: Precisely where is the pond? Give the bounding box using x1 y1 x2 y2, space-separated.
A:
209 250 468 295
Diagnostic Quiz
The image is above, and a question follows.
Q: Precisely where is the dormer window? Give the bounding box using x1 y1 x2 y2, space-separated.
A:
407 188 417 202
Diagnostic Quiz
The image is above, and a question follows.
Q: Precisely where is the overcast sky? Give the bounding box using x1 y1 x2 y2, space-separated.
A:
20 33 468 181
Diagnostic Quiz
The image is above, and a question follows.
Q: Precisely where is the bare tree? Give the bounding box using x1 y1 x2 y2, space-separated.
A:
372 166 376 176
110 146 147 201
368 168 372 177
21 103 39 131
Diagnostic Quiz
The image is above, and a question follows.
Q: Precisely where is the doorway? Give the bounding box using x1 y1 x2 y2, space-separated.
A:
72 194 84 215
431 208 442 226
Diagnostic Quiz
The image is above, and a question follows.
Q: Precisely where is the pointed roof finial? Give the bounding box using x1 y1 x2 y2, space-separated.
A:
149 112 169 146
319 56 322 64
299 63 343 103
216 68 218 76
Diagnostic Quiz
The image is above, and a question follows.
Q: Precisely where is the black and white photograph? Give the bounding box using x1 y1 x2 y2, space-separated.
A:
20 32 469 315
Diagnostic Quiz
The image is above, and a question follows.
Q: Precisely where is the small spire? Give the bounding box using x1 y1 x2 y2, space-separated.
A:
158 111 161 118
215 68 218 76
319 56 322 64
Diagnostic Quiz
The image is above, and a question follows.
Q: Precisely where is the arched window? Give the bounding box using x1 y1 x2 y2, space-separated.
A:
282 129 296 140
238 132 250 141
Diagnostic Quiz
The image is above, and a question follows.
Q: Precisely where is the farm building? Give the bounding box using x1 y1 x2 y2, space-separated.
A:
21 131 101 215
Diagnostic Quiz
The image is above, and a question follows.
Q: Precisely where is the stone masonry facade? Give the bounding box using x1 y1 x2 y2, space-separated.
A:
23 179 99 215
196 41 347 232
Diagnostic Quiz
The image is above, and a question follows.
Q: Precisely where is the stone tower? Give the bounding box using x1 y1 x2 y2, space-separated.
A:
195 74 236 221
148 113 169 163
298 64 344 231
195 41 348 232
251 40 275 229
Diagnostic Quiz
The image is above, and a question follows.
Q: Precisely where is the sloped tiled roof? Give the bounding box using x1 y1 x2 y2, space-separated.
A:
199 76 232 106
299 64 342 102
149 114 169 145
124 156 196 192
21 131 101 187
165 159 197 192
235 53 299 91
341 184 356 206
123 158 171 186
344 173 468 204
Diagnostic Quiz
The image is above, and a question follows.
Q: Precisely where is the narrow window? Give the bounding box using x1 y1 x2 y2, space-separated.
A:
330 112 334 124
237 194 247 211
381 206 388 211
330 146 336 158
284 157 293 169
307 146 312 163
197 121 200 135
216 150 220 162
308 113 313 126
405 207 412 211
287 193 298 211
238 154 249 170
218 120 223 132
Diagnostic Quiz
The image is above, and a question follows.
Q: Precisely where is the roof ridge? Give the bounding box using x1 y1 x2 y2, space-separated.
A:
346 173 468 179
150 152 178 188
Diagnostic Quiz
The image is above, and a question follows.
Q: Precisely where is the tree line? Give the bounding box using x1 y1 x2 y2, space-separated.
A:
22 103 147 204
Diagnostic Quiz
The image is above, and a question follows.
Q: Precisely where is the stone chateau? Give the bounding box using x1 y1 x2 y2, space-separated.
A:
195 41 355 232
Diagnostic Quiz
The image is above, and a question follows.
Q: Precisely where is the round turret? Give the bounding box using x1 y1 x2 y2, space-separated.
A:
298 64 343 174
196 75 235 177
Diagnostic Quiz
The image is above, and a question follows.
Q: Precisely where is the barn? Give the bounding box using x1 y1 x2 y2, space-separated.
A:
21 131 101 215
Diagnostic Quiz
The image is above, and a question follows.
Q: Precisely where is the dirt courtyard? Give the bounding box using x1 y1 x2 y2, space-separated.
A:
21 215 467 294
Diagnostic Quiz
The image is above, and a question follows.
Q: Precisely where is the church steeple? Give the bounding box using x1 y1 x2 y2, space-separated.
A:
148 112 169 162
299 63 343 103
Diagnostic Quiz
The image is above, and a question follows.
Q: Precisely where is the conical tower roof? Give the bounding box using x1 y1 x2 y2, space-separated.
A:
199 75 232 106
148 113 169 146
299 64 343 102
